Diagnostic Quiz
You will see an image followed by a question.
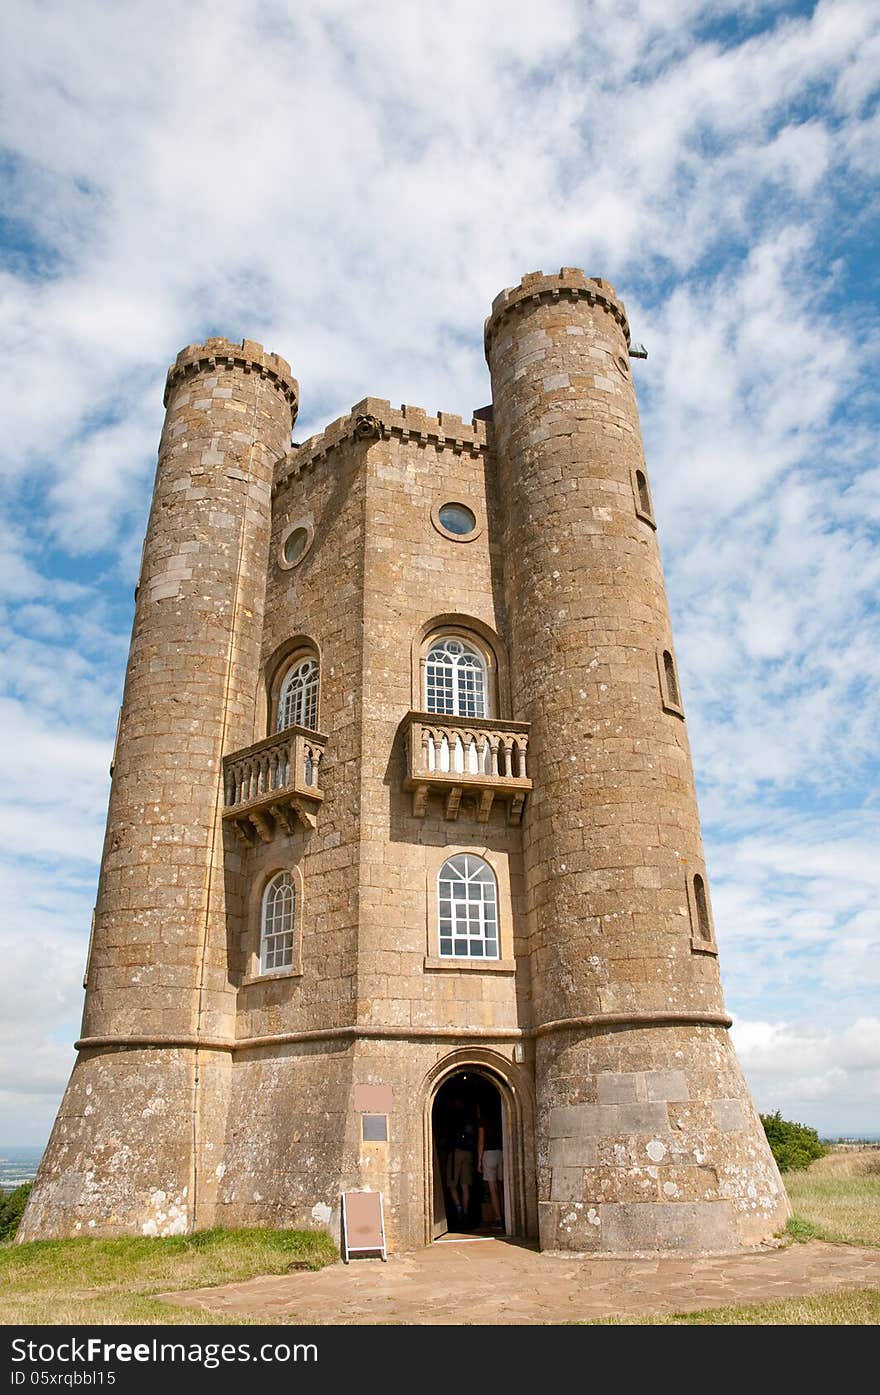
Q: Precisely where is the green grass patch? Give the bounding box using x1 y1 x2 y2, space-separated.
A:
783 1152 880 1247
785 1215 824 1243
0 1227 338 1325
592 1288 880 1325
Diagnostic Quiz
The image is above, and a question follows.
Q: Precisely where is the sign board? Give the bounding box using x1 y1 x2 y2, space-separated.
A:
341 1189 387 1263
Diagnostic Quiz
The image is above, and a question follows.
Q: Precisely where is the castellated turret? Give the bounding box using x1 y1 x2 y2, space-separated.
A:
20 275 789 1254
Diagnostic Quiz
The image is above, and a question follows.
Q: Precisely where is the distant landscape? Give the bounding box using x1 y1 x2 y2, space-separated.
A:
0 1149 43 1190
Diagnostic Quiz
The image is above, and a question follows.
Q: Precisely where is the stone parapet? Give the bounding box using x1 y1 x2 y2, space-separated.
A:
484 268 630 352
275 397 490 491
404 711 531 824
223 725 327 841
165 337 299 413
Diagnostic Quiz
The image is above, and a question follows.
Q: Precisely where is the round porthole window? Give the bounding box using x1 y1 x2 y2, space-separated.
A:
437 502 476 536
284 528 309 564
279 521 313 570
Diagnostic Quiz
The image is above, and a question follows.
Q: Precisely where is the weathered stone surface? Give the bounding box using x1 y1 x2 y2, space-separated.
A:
21 278 789 1255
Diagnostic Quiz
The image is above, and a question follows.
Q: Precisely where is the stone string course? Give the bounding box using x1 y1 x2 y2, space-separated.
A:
21 271 789 1257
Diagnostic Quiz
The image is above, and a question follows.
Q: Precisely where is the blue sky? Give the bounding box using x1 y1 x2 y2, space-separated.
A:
1 0 878 1146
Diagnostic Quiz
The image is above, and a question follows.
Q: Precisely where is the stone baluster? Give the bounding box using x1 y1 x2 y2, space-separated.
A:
489 738 500 777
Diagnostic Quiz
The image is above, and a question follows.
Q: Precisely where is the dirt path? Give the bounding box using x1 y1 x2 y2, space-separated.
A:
161 1237 880 1324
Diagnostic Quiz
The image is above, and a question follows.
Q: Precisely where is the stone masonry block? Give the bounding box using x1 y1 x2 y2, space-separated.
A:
612 1103 669 1134
712 1098 748 1133
597 1072 640 1104
654 1201 736 1252
550 1167 585 1202
548 1103 600 1137
550 1136 597 1169
642 1070 689 1103
598 1202 658 1252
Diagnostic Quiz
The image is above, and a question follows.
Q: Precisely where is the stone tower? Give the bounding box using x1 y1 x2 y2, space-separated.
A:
21 272 789 1253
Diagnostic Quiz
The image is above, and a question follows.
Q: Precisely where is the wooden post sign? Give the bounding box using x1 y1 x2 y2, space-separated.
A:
341 1189 387 1262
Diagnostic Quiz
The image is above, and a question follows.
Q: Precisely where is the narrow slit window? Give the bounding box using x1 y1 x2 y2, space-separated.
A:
693 874 711 941
635 469 651 515
663 650 679 707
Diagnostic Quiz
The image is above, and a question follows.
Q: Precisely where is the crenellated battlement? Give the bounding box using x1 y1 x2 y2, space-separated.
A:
484 267 630 352
275 396 490 492
164 337 299 411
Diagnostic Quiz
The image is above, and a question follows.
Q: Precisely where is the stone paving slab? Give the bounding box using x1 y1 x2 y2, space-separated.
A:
161 1239 880 1324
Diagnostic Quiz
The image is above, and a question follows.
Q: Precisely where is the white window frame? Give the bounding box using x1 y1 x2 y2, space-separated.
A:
277 656 319 732
260 871 296 973
424 636 488 718
437 854 499 961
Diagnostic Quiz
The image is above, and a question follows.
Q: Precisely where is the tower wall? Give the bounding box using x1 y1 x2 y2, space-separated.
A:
208 428 369 1234
486 270 788 1251
208 405 538 1249
22 275 787 1257
20 340 297 1240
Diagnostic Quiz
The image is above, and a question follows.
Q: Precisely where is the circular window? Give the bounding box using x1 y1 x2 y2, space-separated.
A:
438 503 476 536
284 528 309 565
279 520 314 570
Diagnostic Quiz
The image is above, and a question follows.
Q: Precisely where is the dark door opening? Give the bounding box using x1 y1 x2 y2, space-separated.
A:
431 1070 506 1238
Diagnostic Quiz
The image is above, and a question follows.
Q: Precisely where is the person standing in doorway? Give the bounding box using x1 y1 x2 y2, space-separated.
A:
446 1099 476 1228
477 1113 504 1231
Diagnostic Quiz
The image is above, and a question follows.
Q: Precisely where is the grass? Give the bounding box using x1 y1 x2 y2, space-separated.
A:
2 1149 878 1325
784 1148 880 1247
594 1288 880 1325
0 1226 337 1325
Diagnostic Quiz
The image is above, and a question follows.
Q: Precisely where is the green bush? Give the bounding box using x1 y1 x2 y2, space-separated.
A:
0 1183 32 1242
760 1111 828 1172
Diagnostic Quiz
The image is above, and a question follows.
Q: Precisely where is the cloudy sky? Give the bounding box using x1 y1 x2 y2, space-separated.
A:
1 0 878 1148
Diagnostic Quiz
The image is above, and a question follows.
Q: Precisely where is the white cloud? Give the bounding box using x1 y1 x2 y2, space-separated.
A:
0 0 878 1146
732 1017 880 1134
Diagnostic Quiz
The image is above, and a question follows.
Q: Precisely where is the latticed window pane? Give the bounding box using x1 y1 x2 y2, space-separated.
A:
437 854 499 960
278 657 319 731
261 871 295 973
425 637 487 717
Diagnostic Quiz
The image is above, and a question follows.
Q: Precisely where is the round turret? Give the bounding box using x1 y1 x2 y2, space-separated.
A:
487 269 789 1253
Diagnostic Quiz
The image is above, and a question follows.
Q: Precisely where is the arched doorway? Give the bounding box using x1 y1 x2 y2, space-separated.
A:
426 1060 527 1242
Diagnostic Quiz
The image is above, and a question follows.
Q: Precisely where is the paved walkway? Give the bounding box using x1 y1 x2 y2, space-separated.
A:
162 1236 880 1324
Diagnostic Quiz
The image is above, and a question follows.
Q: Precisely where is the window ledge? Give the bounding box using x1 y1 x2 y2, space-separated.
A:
424 955 516 974
690 937 718 956
240 967 303 987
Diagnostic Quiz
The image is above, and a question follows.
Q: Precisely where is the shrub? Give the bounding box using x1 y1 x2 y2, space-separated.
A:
760 1111 828 1172
0 1183 32 1242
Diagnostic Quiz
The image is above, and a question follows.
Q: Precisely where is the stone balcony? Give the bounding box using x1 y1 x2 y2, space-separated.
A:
223 726 326 843
404 712 531 824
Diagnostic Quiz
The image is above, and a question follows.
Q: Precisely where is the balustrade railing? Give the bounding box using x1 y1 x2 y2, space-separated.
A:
223 726 326 841
405 712 531 824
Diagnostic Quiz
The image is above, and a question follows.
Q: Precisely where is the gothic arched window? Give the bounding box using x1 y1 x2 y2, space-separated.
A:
261 872 296 973
437 854 498 960
277 656 319 732
425 636 488 718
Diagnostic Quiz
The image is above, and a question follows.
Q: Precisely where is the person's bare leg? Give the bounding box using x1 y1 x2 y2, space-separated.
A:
488 1178 503 1225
